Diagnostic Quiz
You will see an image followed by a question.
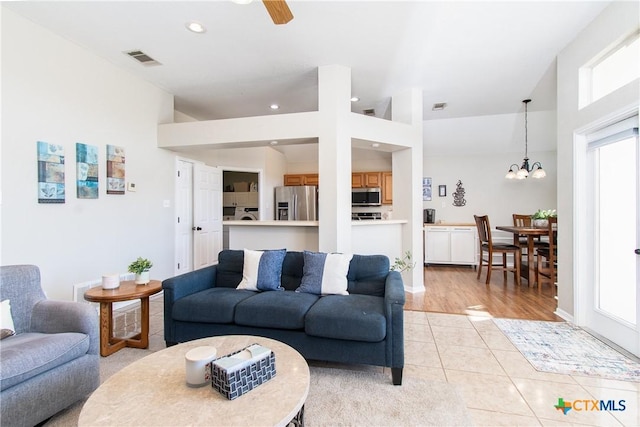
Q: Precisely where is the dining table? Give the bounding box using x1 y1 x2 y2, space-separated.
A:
495 225 549 286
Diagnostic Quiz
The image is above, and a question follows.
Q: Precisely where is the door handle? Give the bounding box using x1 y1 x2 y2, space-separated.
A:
192 226 202 231
635 249 640 255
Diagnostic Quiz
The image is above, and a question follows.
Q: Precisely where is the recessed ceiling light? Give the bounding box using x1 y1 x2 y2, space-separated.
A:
372 143 380 148
270 104 279 110
432 102 447 111
185 21 206 33
231 0 253 4
350 96 360 102
270 141 278 145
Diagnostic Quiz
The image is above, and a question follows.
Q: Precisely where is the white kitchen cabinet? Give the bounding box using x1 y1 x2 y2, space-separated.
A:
424 225 478 266
223 192 258 207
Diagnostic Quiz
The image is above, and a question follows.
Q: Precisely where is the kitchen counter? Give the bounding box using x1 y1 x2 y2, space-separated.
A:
424 222 475 227
352 220 407 226
224 220 318 227
224 220 406 258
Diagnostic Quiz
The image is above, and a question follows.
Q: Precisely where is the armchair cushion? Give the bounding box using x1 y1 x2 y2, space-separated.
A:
0 332 91 391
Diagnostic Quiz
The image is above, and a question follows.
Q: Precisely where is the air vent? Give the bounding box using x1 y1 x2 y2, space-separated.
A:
432 102 447 111
124 50 161 66
363 108 376 116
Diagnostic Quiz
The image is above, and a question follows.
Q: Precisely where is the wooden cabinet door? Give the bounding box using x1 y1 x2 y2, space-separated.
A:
284 174 305 186
381 172 392 204
304 174 319 186
351 173 364 188
364 172 382 187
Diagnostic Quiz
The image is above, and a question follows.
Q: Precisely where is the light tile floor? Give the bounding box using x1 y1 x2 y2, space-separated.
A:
114 296 640 426
404 310 639 427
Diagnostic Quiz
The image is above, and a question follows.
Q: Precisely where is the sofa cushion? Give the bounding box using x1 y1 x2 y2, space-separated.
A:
215 250 244 289
173 288 257 323
281 251 304 291
234 290 319 330
305 294 386 342
346 254 390 297
237 249 286 291
0 332 90 391
296 251 353 295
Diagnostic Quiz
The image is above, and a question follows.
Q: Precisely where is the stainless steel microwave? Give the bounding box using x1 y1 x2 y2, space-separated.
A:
352 187 381 206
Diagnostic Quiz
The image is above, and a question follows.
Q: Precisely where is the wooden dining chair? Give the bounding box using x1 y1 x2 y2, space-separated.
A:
474 215 521 286
536 217 557 290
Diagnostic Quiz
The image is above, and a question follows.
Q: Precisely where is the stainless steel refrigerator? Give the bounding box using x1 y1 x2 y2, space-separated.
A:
275 186 318 220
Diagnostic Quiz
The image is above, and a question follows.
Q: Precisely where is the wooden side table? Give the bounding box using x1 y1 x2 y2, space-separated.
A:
84 280 162 356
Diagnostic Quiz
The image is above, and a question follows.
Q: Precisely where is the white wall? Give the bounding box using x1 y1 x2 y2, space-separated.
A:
1 8 176 300
423 110 558 227
557 1 639 319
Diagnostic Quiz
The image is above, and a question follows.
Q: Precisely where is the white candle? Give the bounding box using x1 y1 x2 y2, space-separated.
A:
101 274 120 289
185 346 217 387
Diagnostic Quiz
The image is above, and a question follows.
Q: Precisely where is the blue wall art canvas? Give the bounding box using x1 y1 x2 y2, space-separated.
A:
37 141 65 204
76 142 99 199
106 145 125 195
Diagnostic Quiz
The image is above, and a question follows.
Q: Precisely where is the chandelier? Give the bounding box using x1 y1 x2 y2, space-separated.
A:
505 99 546 179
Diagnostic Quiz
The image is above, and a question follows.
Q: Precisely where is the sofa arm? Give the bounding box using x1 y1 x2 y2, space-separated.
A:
162 265 218 345
384 270 406 306
162 265 218 302
384 270 405 384
31 300 100 355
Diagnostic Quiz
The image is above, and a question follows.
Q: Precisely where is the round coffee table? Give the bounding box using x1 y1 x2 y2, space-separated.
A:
78 335 310 426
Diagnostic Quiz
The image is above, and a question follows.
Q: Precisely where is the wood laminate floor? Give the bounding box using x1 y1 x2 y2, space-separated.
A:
405 264 562 321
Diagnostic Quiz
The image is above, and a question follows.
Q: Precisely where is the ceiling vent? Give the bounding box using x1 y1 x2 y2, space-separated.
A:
124 50 161 66
432 102 447 111
363 108 376 116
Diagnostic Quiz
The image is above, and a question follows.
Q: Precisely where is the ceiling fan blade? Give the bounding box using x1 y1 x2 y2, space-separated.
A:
262 0 293 25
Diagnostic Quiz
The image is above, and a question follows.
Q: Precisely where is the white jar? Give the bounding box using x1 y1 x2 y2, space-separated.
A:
185 346 218 387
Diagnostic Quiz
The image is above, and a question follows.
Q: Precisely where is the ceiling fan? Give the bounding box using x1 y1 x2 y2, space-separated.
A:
262 0 294 24
234 0 293 25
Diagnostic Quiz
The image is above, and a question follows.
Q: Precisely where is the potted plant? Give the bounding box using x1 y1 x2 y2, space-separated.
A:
531 209 557 228
128 257 153 285
391 251 416 274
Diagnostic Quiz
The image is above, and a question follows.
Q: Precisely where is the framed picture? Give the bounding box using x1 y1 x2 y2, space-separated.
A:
438 185 446 197
422 177 432 201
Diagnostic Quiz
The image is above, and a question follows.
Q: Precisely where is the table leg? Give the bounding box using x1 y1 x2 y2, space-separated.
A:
526 235 536 286
124 297 150 349
99 302 126 356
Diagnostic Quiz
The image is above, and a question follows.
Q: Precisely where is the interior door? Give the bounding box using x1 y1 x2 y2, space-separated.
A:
583 118 639 355
175 160 193 276
193 164 223 270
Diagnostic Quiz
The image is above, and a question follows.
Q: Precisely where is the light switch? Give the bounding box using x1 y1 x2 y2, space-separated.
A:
163 200 171 208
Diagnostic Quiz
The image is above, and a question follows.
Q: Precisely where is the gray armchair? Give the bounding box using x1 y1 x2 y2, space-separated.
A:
0 265 100 427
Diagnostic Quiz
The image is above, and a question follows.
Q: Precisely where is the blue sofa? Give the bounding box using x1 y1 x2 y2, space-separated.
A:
0 265 100 427
163 250 405 385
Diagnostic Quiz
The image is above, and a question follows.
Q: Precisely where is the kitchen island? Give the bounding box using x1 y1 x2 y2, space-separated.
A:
224 220 407 259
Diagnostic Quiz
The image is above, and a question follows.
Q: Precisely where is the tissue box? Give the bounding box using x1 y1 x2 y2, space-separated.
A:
210 343 276 400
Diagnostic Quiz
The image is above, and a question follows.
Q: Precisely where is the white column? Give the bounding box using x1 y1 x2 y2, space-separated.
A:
317 65 352 253
392 88 425 292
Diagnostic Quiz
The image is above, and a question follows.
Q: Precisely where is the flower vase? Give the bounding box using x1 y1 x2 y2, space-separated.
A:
135 271 150 285
532 219 548 229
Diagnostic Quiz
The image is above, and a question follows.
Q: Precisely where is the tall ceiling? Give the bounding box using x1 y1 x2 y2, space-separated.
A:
4 1 609 122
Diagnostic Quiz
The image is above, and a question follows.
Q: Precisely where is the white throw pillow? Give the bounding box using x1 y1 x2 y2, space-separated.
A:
1 299 16 340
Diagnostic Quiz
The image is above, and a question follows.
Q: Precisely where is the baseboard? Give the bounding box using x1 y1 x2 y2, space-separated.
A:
554 308 574 322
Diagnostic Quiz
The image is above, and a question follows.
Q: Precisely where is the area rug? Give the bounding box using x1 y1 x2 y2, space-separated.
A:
494 318 640 381
305 367 472 426
46 350 472 426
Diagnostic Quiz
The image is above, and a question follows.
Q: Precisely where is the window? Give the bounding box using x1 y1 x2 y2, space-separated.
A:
579 31 640 109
